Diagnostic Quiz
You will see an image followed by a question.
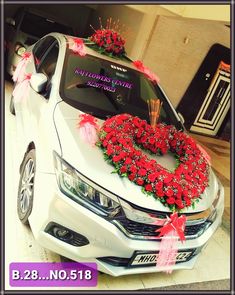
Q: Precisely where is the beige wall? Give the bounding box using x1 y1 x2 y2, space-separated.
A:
87 4 230 108
141 16 230 107
87 5 177 59
161 5 230 22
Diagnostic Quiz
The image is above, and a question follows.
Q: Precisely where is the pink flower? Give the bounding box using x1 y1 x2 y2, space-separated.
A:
68 37 86 56
133 60 160 84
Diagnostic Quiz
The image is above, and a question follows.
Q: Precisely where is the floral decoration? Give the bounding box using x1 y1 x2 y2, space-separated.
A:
12 52 32 83
89 29 126 57
67 37 86 56
77 114 99 146
133 60 160 84
97 113 210 211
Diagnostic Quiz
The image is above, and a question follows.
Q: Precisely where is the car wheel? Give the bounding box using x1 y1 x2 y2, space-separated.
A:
17 149 36 224
9 95 15 115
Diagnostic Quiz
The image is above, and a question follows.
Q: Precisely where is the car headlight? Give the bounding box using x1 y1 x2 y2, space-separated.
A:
53 151 121 218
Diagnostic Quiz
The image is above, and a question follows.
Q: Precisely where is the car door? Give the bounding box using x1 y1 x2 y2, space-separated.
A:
15 36 59 162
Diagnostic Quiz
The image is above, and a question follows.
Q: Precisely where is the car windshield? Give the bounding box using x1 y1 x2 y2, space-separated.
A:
20 12 73 38
60 50 182 129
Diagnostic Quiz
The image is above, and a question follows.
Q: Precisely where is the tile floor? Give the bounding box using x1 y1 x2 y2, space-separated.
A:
4 81 230 290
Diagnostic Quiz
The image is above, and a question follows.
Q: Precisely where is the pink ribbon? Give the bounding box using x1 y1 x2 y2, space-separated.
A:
68 37 86 56
12 73 32 103
77 114 99 146
133 60 160 84
12 52 32 83
153 212 186 273
156 212 186 242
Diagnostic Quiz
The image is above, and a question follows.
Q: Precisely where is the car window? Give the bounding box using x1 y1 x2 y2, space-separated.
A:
60 51 182 129
33 36 55 69
19 12 73 38
34 38 59 99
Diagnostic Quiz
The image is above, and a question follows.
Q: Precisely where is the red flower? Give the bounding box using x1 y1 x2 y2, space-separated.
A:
125 158 132 165
165 189 174 197
145 184 153 192
175 199 184 209
138 168 147 177
120 166 127 174
148 173 157 182
166 197 175 205
112 155 120 162
99 114 209 211
128 173 135 181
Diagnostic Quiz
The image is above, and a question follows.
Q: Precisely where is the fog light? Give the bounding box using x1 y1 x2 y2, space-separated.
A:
45 222 89 247
53 227 72 239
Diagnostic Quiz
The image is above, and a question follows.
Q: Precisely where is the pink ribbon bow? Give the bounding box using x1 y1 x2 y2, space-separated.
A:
153 212 186 273
12 52 32 83
133 60 160 84
77 114 99 146
156 212 186 242
68 37 86 56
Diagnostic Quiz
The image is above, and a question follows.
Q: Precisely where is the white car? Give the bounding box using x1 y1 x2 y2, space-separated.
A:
10 32 224 276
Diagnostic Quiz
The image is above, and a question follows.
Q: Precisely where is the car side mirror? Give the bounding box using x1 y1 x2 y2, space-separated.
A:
30 73 48 93
5 17 15 26
177 112 185 124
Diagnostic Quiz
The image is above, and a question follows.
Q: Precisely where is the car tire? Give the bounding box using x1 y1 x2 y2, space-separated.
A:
9 95 16 115
17 149 36 225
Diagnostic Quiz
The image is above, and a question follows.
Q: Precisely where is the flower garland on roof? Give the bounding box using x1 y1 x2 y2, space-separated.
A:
87 17 127 58
97 113 210 211
89 29 126 57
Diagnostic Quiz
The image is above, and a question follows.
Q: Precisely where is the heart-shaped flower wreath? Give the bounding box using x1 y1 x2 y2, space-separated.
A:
98 114 210 211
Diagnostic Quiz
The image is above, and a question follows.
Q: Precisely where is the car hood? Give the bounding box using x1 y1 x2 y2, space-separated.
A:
54 101 219 213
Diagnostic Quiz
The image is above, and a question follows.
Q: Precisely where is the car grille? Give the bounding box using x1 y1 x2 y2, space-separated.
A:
114 218 212 240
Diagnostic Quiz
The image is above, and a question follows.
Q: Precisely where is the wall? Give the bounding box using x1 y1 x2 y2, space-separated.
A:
141 15 230 107
86 5 177 59
161 4 230 22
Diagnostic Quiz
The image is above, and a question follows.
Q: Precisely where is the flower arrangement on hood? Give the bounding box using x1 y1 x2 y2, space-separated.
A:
87 17 127 57
97 113 210 212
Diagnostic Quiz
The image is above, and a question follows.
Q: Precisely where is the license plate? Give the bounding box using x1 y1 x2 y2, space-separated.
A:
130 251 193 267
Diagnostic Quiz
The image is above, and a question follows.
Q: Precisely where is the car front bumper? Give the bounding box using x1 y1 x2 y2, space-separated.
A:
29 172 224 276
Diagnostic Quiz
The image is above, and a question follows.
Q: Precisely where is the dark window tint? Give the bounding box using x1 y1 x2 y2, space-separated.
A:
20 12 73 38
33 36 55 70
34 37 59 98
60 52 181 129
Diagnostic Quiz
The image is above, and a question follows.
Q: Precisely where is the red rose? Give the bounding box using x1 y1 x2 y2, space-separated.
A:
184 197 192 206
165 189 174 197
145 184 153 192
148 173 157 182
112 155 120 163
164 175 173 184
156 189 164 197
130 165 137 174
166 197 175 205
128 173 135 181
120 166 127 174
138 168 147 177
136 178 144 186
125 158 132 165
107 148 115 156
175 199 185 209
155 182 163 190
